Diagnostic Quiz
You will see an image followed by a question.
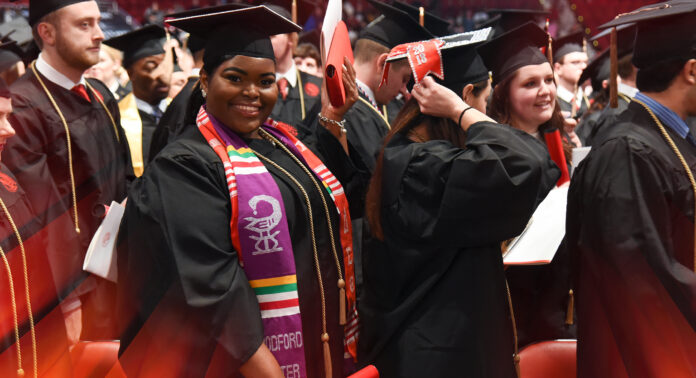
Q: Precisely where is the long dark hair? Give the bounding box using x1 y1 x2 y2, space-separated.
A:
487 71 572 162
365 96 468 240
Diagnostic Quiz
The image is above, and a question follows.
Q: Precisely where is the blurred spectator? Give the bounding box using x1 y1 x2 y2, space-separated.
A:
85 45 130 100
294 42 322 77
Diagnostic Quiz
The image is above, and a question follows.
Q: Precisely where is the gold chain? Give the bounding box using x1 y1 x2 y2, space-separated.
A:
632 98 696 272
252 140 333 378
0 196 37 378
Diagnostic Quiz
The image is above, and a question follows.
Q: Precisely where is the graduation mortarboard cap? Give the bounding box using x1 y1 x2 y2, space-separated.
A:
552 31 586 62
600 0 696 69
104 25 167 69
164 3 251 54
477 8 549 37
477 22 549 87
392 1 452 37
590 23 636 58
438 31 491 92
360 0 434 49
165 6 301 70
29 0 93 26
384 28 491 91
579 48 610 93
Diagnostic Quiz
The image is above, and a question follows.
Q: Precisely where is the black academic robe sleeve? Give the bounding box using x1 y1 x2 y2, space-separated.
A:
117 143 263 375
383 121 560 247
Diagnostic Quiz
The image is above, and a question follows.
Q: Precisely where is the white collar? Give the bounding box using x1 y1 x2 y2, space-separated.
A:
35 53 86 91
135 96 167 117
190 67 201 77
556 84 581 104
356 79 377 105
618 82 638 98
107 80 120 95
276 62 298 87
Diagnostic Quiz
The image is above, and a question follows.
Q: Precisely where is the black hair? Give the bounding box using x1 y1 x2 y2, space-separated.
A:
636 58 688 93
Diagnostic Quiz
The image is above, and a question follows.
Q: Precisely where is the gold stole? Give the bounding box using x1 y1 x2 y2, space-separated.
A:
118 93 144 177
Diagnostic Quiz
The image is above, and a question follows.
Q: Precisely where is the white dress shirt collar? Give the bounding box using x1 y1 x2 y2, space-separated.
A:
276 61 298 88
35 53 86 90
618 82 639 99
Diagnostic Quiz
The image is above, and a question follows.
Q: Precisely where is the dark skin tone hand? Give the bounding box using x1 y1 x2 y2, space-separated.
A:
319 56 358 154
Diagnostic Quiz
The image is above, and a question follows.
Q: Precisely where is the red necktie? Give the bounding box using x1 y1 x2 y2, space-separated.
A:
277 77 289 100
72 84 90 103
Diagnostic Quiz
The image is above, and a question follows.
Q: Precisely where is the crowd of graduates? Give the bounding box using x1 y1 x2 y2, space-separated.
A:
0 0 695 377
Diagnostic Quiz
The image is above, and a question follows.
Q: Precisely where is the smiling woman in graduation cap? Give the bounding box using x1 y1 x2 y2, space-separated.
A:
116 6 362 377
358 34 559 377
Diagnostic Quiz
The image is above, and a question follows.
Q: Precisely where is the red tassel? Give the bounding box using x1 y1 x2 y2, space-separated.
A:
544 130 570 186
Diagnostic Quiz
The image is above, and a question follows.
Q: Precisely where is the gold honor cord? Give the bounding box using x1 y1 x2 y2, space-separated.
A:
30 61 121 233
30 62 80 233
296 69 306 120
84 82 120 142
358 97 390 129
632 98 696 272
253 143 333 378
0 196 37 378
505 279 520 378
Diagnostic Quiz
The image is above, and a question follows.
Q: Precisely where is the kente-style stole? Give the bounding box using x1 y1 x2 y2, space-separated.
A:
196 106 359 374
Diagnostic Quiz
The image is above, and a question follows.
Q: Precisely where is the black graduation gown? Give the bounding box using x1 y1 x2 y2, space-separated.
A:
557 93 589 119
138 108 158 163
4 69 133 331
358 122 560 378
344 92 391 172
567 101 696 377
117 126 359 378
148 76 198 160
577 94 631 146
0 164 73 377
270 69 322 127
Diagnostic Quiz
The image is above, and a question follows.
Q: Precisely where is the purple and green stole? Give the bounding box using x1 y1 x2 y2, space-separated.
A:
196 106 359 375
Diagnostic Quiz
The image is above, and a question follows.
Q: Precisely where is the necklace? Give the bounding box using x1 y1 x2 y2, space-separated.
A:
30 62 120 233
0 196 37 378
633 98 696 272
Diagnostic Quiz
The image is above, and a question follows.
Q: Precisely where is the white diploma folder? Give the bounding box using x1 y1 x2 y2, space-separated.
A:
571 146 592 176
83 201 125 282
503 186 568 265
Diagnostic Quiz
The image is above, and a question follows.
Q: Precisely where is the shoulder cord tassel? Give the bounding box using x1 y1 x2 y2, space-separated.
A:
322 332 333 378
566 289 575 325
338 279 346 325
0 196 38 377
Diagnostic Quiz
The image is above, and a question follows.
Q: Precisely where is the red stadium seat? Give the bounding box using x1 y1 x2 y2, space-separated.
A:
518 339 577 378
70 341 125 378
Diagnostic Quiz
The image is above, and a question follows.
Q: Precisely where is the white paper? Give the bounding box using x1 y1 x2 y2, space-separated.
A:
83 201 125 282
503 186 568 265
571 146 592 176
321 0 342 62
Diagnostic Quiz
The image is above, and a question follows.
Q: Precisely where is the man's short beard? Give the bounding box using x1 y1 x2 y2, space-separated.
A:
55 33 99 72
